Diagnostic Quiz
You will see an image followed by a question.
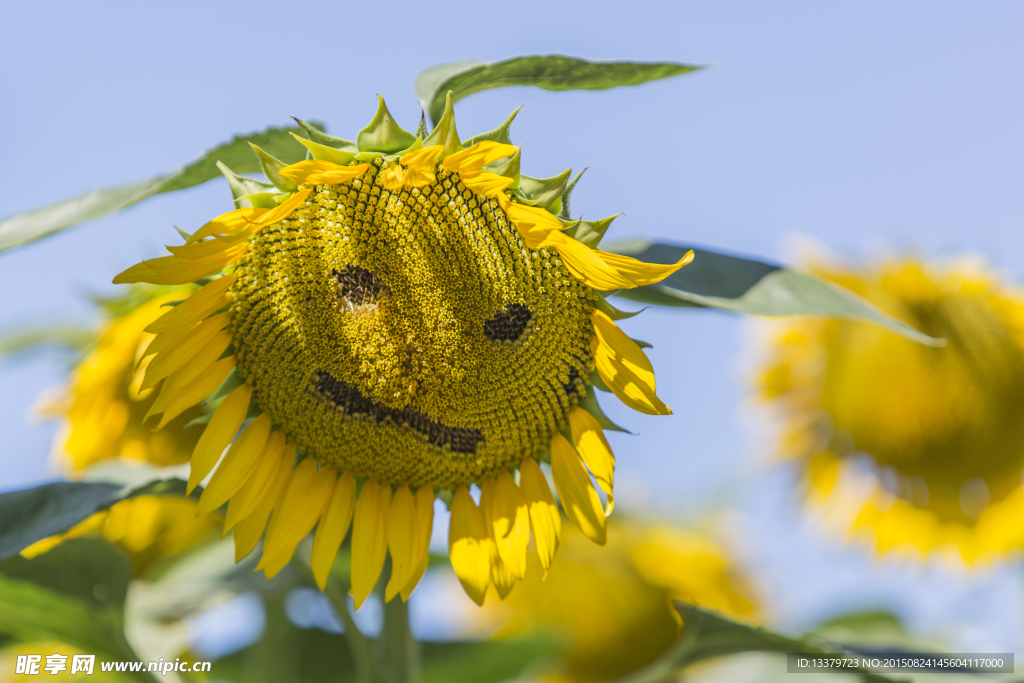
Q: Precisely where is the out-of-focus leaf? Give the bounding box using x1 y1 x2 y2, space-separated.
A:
0 123 319 254
0 326 94 359
0 474 188 560
612 603 901 683
416 55 703 125
607 239 942 346
0 539 148 679
422 638 560 683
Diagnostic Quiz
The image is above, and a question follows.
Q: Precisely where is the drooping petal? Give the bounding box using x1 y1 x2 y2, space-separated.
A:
186 208 269 244
233 449 293 562
351 480 391 609
519 457 561 572
279 160 370 186
144 274 236 334
145 331 231 421
311 471 355 590
549 433 606 546
113 244 248 286
479 480 516 599
259 464 336 578
569 407 616 514
442 141 517 173
591 309 671 416
384 485 418 601
448 486 491 606
491 471 530 580
188 383 251 493
593 249 694 286
197 413 272 515
224 435 288 532
400 486 435 601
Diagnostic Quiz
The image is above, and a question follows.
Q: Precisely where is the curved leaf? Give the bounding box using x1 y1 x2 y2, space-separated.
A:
416 55 703 125
0 123 320 255
607 239 942 346
0 473 188 560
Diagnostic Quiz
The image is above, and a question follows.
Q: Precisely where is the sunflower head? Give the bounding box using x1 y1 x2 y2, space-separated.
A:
113 95 691 604
760 255 1024 561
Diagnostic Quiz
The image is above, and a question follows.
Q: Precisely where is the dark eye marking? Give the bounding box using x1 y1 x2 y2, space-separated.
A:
484 303 533 342
311 369 484 454
333 265 385 308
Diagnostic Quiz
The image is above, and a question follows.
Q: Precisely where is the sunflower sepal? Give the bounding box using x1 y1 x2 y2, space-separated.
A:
578 389 631 434
516 170 572 210
217 161 276 208
357 95 418 154
248 142 298 192
562 214 620 248
557 168 587 219
486 146 522 190
595 294 646 321
290 133 359 166
422 91 463 157
463 106 522 148
237 192 279 209
292 116 357 151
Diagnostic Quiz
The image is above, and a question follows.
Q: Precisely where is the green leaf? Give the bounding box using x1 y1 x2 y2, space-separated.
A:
0 475 188 560
0 539 148 679
611 603 900 683
607 239 942 346
417 55 703 126
0 326 94 359
0 123 319 255
422 638 560 683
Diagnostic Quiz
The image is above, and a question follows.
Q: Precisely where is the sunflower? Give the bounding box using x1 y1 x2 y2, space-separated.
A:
111 94 691 606
485 521 758 682
22 288 220 573
759 254 1024 562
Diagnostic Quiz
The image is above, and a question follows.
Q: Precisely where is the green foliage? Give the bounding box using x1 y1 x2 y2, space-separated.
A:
607 239 942 346
0 124 317 254
0 476 187 560
0 539 151 681
416 55 703 126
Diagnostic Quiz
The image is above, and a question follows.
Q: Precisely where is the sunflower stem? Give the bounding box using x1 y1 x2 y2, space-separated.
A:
378 596 420 683
323 581 375 683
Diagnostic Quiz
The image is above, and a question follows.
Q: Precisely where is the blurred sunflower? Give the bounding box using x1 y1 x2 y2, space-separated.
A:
759 253 1024 562
485 521 758 682
110 95 692 606
21 288 220 573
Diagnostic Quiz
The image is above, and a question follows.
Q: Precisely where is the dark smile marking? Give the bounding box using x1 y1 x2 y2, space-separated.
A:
311 369 484 454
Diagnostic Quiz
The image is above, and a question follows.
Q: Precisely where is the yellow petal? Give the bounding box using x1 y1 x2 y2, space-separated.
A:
154 348 234 429
448 486 491 606
224 434 288 532
519 457 561 572
142 312 230 390
401 145 445 172
399 486 435 601
113 243 248 285
311 471 355 590
441 141 517 173
460 170 514 199
197 413 272 515
549 433 606 546
591 309 671 415
350 480 391 609
233 451 293 562
502 201 566 249
145 274 236 334
569 406 615 509
491 471 530 579
384 485 417 602
279 160 370 186
148 328 231 414
593 249 694 286
188 383 251 493
186 207 268 244
259 464 336 578
479 480 517 599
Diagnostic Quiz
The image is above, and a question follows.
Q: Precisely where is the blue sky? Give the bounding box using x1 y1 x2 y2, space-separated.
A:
1 0 1022 651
